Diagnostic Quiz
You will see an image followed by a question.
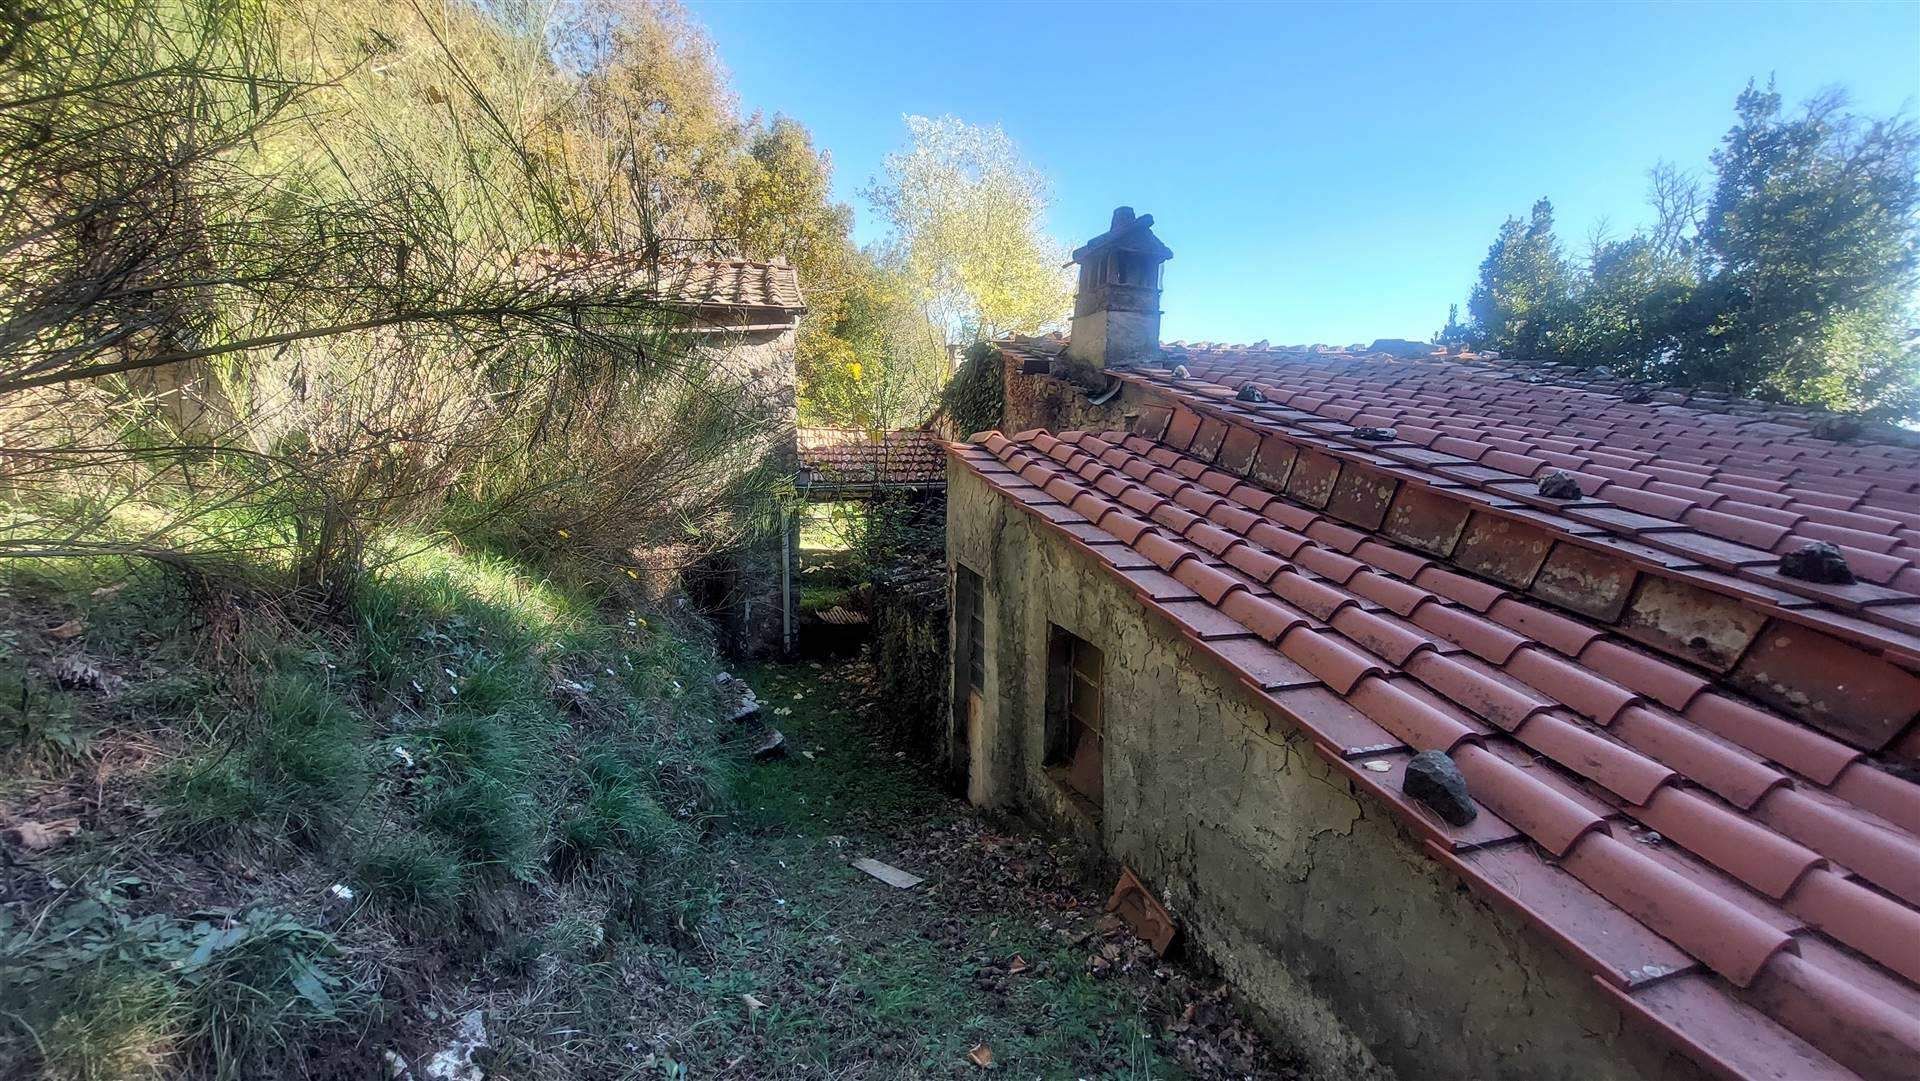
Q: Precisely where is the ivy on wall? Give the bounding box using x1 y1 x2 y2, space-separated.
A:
937 341 1005 436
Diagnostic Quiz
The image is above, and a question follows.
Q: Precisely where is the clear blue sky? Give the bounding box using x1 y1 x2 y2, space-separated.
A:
689 0 1920 345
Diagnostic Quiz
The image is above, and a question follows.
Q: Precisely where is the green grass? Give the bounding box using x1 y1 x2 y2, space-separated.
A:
355 833 465 908
1 531 736 1079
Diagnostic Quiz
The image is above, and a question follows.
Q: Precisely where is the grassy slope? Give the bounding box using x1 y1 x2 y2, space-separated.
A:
2 544 1294 1080
0 539 733 1080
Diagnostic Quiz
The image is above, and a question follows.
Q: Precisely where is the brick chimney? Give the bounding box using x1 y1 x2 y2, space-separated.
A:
1065 207 1173 369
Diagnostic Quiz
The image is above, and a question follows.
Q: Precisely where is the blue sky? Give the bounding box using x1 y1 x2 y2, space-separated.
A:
689 1 1920 345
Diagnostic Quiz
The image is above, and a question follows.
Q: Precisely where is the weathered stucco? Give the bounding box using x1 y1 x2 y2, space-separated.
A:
945 463 1711 1081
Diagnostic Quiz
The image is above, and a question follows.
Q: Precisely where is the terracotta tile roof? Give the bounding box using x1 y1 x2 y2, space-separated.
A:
515 249 805 312
799 428 945 487
949 341 1920 1081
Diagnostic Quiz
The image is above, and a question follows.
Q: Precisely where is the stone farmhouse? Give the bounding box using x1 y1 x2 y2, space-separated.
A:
944 209 1920 1080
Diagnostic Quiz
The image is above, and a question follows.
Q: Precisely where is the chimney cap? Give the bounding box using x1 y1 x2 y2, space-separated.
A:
1071 206 1173 264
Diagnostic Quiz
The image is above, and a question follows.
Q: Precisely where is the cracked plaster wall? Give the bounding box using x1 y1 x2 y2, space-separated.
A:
946 463 1712 1081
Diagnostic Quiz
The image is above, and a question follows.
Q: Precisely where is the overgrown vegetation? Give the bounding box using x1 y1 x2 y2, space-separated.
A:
0 541 737 1077
938 339 1010 437
1440 82 1920 419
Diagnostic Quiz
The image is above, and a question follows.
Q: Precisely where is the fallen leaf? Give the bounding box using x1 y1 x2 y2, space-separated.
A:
1006 955 1029 975
48 619 85 640
741 993 765 1017
9 819 80 851
966 1043 994 1069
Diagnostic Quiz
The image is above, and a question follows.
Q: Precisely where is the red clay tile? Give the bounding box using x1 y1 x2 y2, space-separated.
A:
1131 406 1174 441
1217 425 1263 475
1620 576 1771 673
1602 973 1850 1081
1293 545 1365 585
1156 600 1257 642
1268 571 1358 622
1578 641 1709 711
1285 449 1343 507
1220 591 1312 643
1563 504 1692 535
1684 507 1795 551
1504 647 1642 724
1325 467 1401 530
1487 597 1607 657
1250 435 1300 491
1452 842 1697 988
1133 531 1197 573
1827 763 1920 838
1172 559 1251 606
1785 867 1920 984
1404 651 1555 731
1346 675 1481 752
1205 637 1319 692
1382 482 1474 556
1350 539 1434 581
1512 712 1674 804
1414 566 1508 611
1260 685 1405 756
1451 742 1608 856
1263 500 1320 532
1558 832 1793 987
1303 519 1368 553
1330 607 1439 666
1645 530 1781 572
1408 603 1528 664
1746 949 1920 1080
1190 416 1230 461
1529 542 1642 622
1753 786 1920 902
1609 706 1789 810
1343 570 1433 618
1116 567 1200 603
1631 787 1824 900
1277 626 1385 695
1182 520 1240 557
1730 622 1920 751
1453 514 1556 588
1163 408 1201 451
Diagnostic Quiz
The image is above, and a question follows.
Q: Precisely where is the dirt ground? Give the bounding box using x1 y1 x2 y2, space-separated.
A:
611 659 1306 1080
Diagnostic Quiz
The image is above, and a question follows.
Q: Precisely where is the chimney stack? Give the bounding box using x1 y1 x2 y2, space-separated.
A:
1065 206 1173 369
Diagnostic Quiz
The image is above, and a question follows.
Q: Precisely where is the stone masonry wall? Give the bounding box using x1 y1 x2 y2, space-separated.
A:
944 463 1713 1081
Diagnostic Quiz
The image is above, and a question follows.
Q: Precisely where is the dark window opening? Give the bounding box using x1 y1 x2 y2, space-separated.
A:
955 565 985 693
1045 626 1104 808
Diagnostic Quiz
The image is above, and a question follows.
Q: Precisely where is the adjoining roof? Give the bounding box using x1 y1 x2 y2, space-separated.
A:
515 248 805 314
952 341 1920 1081
799 428 946 489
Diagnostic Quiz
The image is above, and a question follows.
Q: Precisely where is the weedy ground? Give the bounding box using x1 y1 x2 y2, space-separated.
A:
0 546 1297 1080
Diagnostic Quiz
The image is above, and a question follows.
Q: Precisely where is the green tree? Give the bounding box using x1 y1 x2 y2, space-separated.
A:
1447 85 1920 419
1686 83 1919 414
1464 198 1574 359
864 115 1071 344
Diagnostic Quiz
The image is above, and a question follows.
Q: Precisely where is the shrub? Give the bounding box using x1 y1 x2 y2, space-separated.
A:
356 834 465 909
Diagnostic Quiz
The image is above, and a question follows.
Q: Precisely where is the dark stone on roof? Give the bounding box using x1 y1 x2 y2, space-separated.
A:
1810 415 1863 442
1403 750 1477 827
1352 426 1396 441
1779 541 1857 585
1537 469 1584 500
1367 338 1438 358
